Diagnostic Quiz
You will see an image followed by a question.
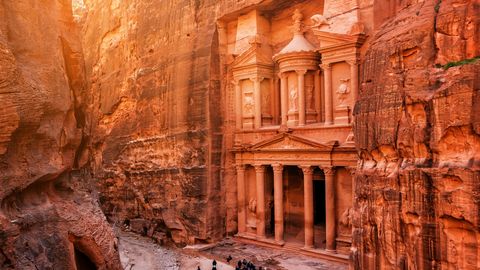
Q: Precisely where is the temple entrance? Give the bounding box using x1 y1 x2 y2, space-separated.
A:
74 247 97 270
284 166 304 244
265 166 275 237
313 168 326 248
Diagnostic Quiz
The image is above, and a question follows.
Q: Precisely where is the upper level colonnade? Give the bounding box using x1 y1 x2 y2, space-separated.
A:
231 9 365 131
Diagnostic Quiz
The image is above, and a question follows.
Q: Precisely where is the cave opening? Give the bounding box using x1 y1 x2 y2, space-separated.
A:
74 247 97 270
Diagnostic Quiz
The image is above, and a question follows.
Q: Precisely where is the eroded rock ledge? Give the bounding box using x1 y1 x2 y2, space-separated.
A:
0 1 121 269
352 1 480 269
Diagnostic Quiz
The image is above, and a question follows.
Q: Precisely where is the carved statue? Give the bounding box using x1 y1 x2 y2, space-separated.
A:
337 78 350 105
261 90 270 113
306 85 314 110
289 86 298 111
248 198 257 213
340 207 353 228
292 9 304 34
244 95 254 115
310 14 330 28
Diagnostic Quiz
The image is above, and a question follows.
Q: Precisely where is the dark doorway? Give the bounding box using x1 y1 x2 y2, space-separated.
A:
265 166 275 237
313 167 326 248
313 180 326 225
74 247 97 270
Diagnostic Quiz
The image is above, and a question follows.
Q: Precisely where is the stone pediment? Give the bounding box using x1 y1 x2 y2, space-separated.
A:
232 44 273 69
250 133 335 152
312 30 366 52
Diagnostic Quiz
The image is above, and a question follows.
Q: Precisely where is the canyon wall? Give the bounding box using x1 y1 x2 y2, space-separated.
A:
81 0 242 245
353 0 480 269
0 0 121 269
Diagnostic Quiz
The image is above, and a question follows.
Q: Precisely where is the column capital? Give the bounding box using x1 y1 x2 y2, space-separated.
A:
271 164 284 173
250 76 265 83
320 63 332 71
346 166 357 175
216 20 226 30
278 72 288 79
236 164 246 172
295 69 307 76
232 79 240 86
346 58 360 66
254 164 266 173
322 166 335 176
300 165 313 175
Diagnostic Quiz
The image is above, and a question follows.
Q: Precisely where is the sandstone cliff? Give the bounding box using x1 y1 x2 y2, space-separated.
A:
80 0 284 245
0 1 121 269
353 0 480 269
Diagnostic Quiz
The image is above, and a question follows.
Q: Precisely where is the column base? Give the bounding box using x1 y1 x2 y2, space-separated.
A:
325 248 337 253
303 245 314 250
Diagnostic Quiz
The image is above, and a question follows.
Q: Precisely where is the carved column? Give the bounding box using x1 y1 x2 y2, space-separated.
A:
301 166 314 248
255 165 266 238
347 166 357 205
279 73 288 126
324 166 336 251
236 164 247 234
234 80 242 130
347 59 359 102
296 69 307 126
252 77 264 129
270 78 276 124
272 164 284 243
314 70 321 123
321 63 333 125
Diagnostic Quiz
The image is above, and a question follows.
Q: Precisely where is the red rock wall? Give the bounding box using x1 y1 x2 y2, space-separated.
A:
0 0 121 269
352 0 480 269
81 0 269 245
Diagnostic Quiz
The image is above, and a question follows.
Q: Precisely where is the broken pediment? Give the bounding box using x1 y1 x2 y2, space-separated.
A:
312 30 366 52
250 133 335 152
232 39 273 70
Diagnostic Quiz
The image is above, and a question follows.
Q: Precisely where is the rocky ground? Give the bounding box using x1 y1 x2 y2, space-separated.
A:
118 231 347 270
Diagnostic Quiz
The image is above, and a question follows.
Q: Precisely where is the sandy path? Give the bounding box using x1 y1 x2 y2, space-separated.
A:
118 231 347 270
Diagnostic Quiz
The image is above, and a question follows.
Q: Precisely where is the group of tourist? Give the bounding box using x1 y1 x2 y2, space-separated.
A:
196 258 267 270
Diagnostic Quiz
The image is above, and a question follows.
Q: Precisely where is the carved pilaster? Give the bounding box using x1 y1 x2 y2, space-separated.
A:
323 165 336 251
272 163 284 243
314 70 322 123
278 73 288 126
320 63 333 125
250 77 265 129
236 163 247 234
236 164 246 172
346 59 359 102
254 164 266 238
296 70 307 126
233 80 242 130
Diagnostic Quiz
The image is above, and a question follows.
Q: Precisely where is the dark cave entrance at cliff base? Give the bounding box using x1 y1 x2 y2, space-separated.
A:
74 247 97 270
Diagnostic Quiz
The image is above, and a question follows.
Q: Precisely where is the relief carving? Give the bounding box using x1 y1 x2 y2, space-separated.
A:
306 85 314 110
289 86 298 111
248 197 257 213
310 14 330 28
261 88 270 114
337 78 350 106
244 95 254 115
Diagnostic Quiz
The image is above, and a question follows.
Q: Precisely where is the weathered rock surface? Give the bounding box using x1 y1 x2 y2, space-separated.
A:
0 0 121 269
353 0 480 269
81 0 280 245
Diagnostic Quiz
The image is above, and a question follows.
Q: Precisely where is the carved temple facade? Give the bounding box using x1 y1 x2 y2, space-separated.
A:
219 2 369 263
